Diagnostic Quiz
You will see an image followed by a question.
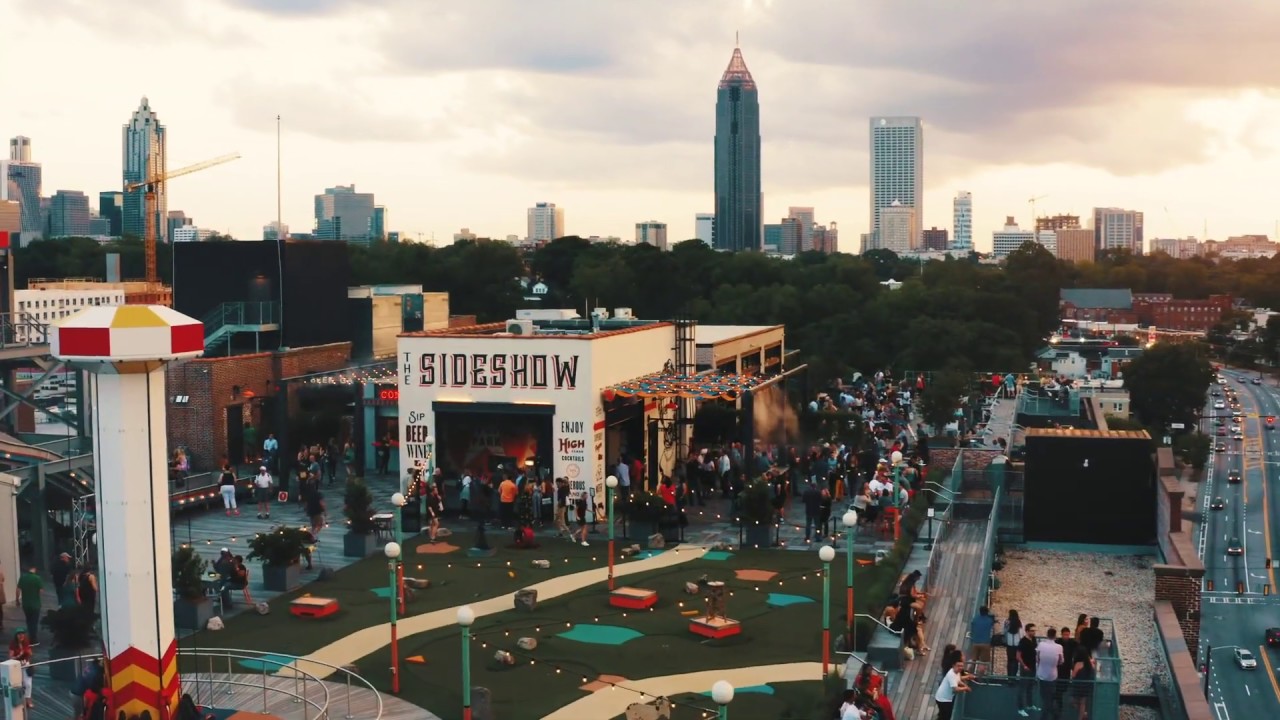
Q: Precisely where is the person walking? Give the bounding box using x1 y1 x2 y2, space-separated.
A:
1004 609 1024 676
14 567 42 645
1035 627 1065 719
1016 623 1039 717
219 463 239 516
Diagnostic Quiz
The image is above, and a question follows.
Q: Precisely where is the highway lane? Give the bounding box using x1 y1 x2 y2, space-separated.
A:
1197 372 1280 720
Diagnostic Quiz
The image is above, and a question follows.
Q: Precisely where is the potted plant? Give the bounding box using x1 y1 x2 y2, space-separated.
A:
172 546 215 631
42 605 98 682
343 478 378 557
247 525 312 591
740 478 776 548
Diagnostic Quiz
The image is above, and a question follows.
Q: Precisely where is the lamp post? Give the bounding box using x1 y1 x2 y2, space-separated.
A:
711 680 734 720
842 510 857 649
605 475 618 590
926 507 935 549
384 541 402 694
819 544 836 675
458 605 476 720
391 492 407 615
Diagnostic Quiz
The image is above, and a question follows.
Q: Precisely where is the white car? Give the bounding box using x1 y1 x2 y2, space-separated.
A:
1215 401 1226 409
1236 648 1258 670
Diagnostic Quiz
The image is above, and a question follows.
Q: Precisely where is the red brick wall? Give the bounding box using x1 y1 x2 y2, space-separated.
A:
1152 447 1204 660
166 343 350 471
1154 565 1203 654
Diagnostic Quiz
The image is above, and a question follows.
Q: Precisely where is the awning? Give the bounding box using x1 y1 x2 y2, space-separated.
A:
602 371 769 402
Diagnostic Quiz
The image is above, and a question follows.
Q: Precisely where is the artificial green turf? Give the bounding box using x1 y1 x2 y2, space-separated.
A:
352 550 881 720
179 533 617 659
606 681 829 720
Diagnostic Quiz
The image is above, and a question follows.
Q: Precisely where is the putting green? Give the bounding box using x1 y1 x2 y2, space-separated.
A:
765 593 816 608
556 624 645 645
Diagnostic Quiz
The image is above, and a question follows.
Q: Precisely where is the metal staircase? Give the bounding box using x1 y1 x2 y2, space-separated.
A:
202 301 280 355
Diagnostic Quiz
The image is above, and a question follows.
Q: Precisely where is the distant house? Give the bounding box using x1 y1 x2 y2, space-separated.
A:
1059 289 1137 324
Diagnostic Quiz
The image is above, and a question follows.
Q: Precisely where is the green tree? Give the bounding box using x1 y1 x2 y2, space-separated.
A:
1124 343 1215 431
919 365 970 432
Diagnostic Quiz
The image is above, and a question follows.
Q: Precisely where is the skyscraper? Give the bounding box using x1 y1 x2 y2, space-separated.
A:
527 202 565 243
695 213 715 246
787 207 815 251
779 217 804 255
371 206 387 242
952 191 972 251
635 221 668 250
122 97 167 240
5 136 43 240
870 117 923 247
99 191 123 236
47 190 91 237
713 46 762 251
879 201 918 254
1092 207 1144 255
315 185 376 242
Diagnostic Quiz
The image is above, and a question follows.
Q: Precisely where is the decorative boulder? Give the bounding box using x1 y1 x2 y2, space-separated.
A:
472 687 495 720
531 559 551 569
494 650 515 665
684 582 699 595
514 589 538 612
629 544 641 553
436 527 453 538
516 637 537 651
255 602 270 615
625 696 672 720
620 547 638 558
206 616 225 631
647 533 665 549
405 577 432 589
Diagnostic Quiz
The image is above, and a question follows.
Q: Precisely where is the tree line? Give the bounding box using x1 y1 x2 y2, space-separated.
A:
15 235 1280 383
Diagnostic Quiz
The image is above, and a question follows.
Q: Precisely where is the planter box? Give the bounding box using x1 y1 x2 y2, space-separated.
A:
262 562 302 592
402 504 423 534
343 532 377 558
744 523 773 548
174 597 216 631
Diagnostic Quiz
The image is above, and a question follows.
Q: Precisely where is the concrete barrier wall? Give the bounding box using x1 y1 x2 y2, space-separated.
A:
1154 600 1213 720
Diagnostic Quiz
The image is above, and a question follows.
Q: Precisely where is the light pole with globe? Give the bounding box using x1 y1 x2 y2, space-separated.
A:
458 605 476 720
606 474 618 590
819 544 836 675
391 491 407 614
384 541 402 693
842 509 857 648
711 680 734 720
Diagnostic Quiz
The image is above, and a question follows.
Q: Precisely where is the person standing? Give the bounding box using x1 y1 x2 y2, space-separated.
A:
459 471 473 518
14 567 42 645
615 458 631 505
254 465 274 519
1035 627 1065 719
498 475 518 529
219 464 239 516
78 567 98 615
426 484 444 543
1004 609 1024 676
933 657 971 720
554 478 571 539
802 482 821 542
1017 624 1039 717
969 606 996 669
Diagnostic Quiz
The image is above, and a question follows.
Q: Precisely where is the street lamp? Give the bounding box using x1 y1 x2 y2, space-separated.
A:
458 605 476 720
605 475 618 590
841 510 857 649
819 544 836 675
925 507 935 549
711 680 734 720
384 541 402 694
391 492 407 615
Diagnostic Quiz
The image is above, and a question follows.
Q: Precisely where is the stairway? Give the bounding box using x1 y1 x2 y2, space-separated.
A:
202 302 280 355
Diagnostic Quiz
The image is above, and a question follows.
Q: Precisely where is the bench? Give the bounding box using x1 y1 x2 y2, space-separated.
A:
290 596 340 619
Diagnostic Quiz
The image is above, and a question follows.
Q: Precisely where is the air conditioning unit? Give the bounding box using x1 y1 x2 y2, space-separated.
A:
505 319 535 335
590 307 609 320
613 307 634 319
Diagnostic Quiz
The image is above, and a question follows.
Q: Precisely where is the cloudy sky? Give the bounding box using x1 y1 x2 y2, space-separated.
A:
8 0 1280 251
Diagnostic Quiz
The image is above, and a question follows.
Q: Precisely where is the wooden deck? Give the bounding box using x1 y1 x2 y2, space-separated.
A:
888 521 989 720
28 673 439 720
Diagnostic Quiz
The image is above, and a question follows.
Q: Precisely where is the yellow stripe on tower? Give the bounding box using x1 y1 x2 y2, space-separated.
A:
115 698 162 719
111 306 168 328
111 663 162 693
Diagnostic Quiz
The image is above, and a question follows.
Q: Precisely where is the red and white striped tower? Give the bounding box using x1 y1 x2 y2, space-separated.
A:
51 305 204 720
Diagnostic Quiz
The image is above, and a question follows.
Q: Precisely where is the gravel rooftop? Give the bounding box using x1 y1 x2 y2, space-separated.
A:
989 548 1167 695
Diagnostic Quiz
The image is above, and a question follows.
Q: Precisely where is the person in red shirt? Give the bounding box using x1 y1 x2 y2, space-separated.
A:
9 627 33 709
659 477 677 505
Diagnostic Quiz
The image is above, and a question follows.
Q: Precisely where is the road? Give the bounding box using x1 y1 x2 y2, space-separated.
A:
1196 371 1280 720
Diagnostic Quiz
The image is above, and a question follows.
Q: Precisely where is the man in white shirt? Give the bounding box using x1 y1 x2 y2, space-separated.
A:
1033 627 1065 719
254 466 274 519
934 657 971 720
615 459 631 503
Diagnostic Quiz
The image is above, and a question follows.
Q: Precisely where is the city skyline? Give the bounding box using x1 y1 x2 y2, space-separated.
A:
7 0 1280 250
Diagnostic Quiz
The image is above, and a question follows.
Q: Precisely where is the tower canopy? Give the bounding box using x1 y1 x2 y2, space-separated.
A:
718 48 756 90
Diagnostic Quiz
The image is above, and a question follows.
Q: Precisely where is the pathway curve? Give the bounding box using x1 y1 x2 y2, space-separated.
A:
290 545 710 678
542 662 826 720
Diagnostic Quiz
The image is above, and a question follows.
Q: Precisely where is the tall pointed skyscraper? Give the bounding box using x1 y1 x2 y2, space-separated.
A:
713 45 762 252
122 97 167 240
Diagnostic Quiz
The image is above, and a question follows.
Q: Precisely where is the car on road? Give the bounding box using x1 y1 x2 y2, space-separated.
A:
1233 409 1244 417
1228 470 1242 483
1233 432 1245 441
1232 416 1243 424
1215 401 1226 409
1212 389 1222 397
1235 648 1257 669
1254 378 1263 385
1215 418 1225 426
1268 416 1276 431
1211 497 1226 510
1228 538 1244 556
1216 443 1227 453
1217 426 1228 436
1266 628 1280 647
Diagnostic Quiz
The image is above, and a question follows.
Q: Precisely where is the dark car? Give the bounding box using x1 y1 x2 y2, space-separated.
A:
1268 416 1276 431
1216 443 1227 453
1227 538 1244 556
1266 628 1280 647
1211 497 1226 510
1228 470 1242 484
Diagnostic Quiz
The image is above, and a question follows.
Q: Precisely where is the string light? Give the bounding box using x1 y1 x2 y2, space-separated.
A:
301 362 397 386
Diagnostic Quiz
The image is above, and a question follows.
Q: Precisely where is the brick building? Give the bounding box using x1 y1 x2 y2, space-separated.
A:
166 342 351 470
921 226 948 251
1132 293 1233 332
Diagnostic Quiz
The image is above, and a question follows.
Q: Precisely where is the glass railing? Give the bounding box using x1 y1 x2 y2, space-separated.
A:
202 302 281 337
22 647 383 719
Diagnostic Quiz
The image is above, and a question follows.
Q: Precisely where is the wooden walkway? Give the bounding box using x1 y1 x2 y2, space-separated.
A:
28 673 438 720
888 521 989 720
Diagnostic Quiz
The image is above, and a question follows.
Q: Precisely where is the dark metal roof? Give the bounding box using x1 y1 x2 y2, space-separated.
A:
1060 288 1133 309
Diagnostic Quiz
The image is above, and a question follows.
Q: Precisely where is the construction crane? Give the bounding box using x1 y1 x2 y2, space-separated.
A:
125 152 240 283
1028 195 1049 226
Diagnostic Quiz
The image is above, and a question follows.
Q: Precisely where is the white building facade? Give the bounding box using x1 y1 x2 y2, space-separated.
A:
952 191 972 250
15 288 127 342
992 217 1035 258
879 201 918 254
527 202 565 243
1093 207 1144 254
870 116 923 247
695 213 714 247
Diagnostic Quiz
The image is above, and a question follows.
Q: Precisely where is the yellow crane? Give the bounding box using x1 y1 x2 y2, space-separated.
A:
125 152 240 283
1028 195 1049 226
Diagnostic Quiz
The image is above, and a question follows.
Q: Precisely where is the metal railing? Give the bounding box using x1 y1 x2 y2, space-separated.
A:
922 452 966 592
203 301 281 336
24 647 382 719
0 311 50 347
